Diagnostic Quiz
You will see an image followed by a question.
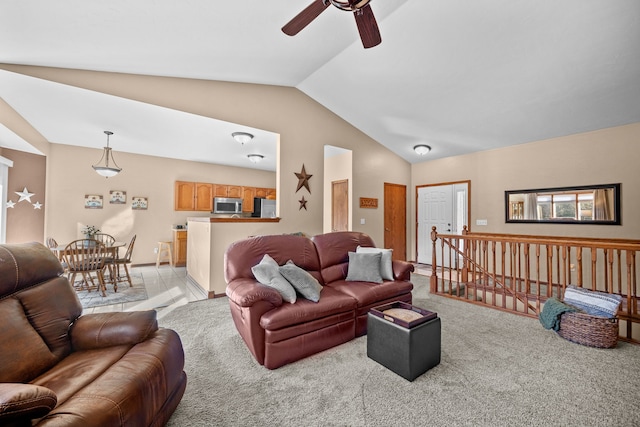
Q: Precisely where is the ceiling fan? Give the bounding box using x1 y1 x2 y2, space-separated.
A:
282 0 382 49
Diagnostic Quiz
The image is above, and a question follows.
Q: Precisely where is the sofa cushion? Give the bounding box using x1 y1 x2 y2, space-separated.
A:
252 254 297 303
312 232 376 284
345 252 383 283
280 260 322 302
326 279 414 308
260 287 356 331
0 298 58 383
356 246 394 280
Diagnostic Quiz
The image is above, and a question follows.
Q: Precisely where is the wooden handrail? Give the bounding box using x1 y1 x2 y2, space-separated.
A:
430 226 640 344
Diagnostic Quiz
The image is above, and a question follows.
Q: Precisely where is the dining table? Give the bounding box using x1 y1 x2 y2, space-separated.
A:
55 241 126 293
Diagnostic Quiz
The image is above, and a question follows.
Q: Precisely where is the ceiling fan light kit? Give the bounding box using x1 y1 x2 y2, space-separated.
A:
282 0 381 49
414 144 431 155
92 130 122 178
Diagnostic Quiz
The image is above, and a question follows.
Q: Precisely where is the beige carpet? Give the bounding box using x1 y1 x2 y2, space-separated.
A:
159 274 640 427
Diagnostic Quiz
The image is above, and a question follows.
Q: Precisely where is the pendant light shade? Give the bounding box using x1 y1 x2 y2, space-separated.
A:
92 131 122 178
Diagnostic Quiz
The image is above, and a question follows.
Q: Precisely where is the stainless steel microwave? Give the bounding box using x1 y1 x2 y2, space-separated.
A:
213 197 243 214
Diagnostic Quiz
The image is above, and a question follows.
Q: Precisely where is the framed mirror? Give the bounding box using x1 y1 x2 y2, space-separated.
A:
505 183 621 225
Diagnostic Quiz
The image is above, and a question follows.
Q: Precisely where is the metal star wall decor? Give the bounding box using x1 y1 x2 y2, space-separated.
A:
294 164 312 193
33 202 43 209
15 187 35 203
6 200 16 208
298 195 308 210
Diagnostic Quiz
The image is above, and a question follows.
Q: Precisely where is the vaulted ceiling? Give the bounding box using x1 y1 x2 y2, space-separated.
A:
1 1 639 171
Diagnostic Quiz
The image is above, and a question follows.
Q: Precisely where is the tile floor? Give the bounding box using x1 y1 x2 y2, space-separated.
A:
81 264 207 320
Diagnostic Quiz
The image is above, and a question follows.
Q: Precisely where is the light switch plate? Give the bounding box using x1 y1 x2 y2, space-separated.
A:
476 219 488 226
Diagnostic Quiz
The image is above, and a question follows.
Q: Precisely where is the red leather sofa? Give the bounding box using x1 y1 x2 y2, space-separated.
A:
0 242 186 426
225 231 414 369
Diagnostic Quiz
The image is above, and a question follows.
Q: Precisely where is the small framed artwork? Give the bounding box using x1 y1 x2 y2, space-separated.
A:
84 194 103 209
109 190 127 204
131 196 148 210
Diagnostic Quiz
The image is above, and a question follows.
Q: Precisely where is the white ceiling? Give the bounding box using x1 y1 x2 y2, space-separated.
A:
1 0 639 171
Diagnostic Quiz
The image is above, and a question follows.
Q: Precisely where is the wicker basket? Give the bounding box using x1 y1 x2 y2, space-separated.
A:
557 311 619 348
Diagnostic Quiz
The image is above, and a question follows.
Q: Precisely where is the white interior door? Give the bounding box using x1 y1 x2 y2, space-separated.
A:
417 183 468 267
417 186 453 266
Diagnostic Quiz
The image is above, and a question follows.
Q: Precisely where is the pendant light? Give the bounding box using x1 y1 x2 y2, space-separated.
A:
92 131 122 178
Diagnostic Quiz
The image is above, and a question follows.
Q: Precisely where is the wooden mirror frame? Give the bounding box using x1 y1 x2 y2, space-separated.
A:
505 183 621 225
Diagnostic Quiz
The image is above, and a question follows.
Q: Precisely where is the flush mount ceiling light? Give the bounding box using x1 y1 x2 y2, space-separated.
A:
92 131 122 178
247 154 264 163
413 144 431 155
232 132 254 145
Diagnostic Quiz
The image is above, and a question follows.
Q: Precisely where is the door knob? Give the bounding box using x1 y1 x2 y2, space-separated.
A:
385 228 390 231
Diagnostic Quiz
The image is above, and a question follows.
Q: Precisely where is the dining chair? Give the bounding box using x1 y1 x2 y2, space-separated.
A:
114 235 136 287
64 239 109 297
92 233 117 283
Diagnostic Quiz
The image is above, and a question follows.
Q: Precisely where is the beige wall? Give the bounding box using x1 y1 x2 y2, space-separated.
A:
410 122 640 261
0 65 412 263
46 143 276 264
2 148 46 244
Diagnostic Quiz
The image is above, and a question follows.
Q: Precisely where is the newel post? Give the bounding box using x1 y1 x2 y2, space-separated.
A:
461 225 469 283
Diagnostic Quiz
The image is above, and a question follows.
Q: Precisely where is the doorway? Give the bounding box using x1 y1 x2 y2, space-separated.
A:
323 145 352 233
384 183 407 260
416 181 469 267
331 179 349 232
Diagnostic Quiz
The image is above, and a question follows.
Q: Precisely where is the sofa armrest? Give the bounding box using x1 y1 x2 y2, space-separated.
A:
392 260 415 281
70 310 158 351
0 383 57 423
226 278 283 308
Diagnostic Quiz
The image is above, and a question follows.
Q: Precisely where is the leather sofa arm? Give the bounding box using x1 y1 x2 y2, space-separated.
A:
226 278 283 308
0 383 57 424
71 310 159 351
392 260 415 281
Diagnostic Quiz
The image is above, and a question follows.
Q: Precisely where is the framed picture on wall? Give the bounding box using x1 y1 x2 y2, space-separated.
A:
131 196 148 210
109 190 127 204
84 194 103 209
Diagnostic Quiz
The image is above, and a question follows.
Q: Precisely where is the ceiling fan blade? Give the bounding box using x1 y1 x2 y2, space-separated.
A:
354 4 381 48
282 0 330 36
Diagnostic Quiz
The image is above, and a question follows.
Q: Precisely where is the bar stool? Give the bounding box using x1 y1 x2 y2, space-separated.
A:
156 241 174 268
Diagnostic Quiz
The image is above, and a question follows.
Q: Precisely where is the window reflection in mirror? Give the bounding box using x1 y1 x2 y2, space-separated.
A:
505 184 620 225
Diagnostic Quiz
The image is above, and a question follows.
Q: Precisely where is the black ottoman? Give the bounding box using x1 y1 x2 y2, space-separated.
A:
367 307 441 381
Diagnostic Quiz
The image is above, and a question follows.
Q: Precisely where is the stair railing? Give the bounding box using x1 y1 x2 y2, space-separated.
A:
429 226 640 344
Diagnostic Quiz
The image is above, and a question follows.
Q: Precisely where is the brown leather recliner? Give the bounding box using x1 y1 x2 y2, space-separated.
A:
0 242 187 427
225 231 414 369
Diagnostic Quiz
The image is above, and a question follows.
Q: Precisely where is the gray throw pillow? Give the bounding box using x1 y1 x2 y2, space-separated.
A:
345 252 383 283
279 260 322 302
356 246 394 280
251 254 297 303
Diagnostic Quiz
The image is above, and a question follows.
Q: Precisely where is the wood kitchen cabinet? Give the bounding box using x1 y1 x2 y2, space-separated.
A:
195 183 213 211
175 181 195 211
176 181 275 211
242 186 256 213
214 184 243 198
175 181 212 211
173 230 187 267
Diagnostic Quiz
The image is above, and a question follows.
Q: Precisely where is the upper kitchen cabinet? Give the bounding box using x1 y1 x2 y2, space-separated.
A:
195 183 213 211
175 181 195 211
214 184 243 198
175 181 212 211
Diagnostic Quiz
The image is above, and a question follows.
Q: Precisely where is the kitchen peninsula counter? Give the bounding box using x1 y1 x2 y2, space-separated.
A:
186 216 281 298
189 217 280 223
